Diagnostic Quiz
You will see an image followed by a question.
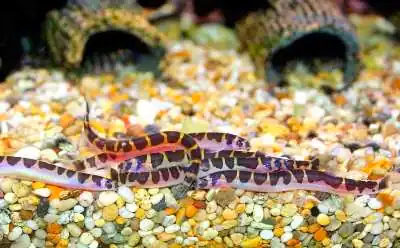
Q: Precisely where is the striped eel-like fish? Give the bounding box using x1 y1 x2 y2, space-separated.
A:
83 99 250 195
0 154 399 195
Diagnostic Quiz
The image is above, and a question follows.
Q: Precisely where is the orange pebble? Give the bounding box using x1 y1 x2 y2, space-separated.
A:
164 207 177 215
47 185 64 200
32 182 46 190
185 205 198 218
314 228 327 241
193 200 207 209
377 192 394 206
47 223 62 234
308 224 321 233
287 239 300 246
59 113 75 129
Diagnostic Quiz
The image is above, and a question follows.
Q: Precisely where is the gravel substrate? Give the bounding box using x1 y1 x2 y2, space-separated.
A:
0 14 398 248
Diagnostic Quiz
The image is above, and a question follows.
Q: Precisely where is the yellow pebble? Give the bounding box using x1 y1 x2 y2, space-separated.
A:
176 208 186 224
109 244 118 248
322 238 331 246
236 203 246 213
28 195 40 206
303 201 314 209
135 208 146 219
273 227 284 237
335 210 347 222
89 120 106 134
116 197 125 208
115 216 127 225
32 182 46 190
95 219 105 227
188 218 197 226
241 237 262 248
169 244 182 248
102 204 118 221
222 209 237 220
107 119 127 137
317 214 330 226
22 226 32 234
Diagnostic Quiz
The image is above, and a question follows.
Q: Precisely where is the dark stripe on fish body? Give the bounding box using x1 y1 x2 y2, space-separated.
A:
357 180 377 193
170 167 180 179
0 156 4 163
160 168 170 181
97 153 108 163
108 153 117 160
378 177 389 190
95 139 106 150
181 136 197 148
344 178 357 191
150 133 165 146
201 159 211 172
73 161 86 171
292 170 305 184
224 133 234 146
206 132 223 142
151 171 160 184
239 171 252 183
311 159 320 170
117 141 132 153
91 175 104 186
86 128 97 143
150 153 164 169
133 137 148 150
86 156 96 168
38 161 55 171
128 172 138 182
110 169 119 181
190 148 202 160
119 172 128 184
56 167 66 175
277 170 292 185
165 150 185 163
322 173 343 189
166 132 180 143
77 172 90 184
23 158 37 168
305 170 321 183
225 157 235 169
284 159 295 170
137 172 149 185
261 156 272 170
186 162 200 174
66 170 76 178
198 178 208 188
253 172 268 185
210 172 223 186
105 140 116 152
296 160 310 169
224 170 237 183
218 150 234 158
190 132 205 140
237 157 257 170
273 159 282 170
7 156 20 166
211 158 223 169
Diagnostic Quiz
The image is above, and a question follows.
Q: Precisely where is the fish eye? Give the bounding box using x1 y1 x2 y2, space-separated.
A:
236 139 243 147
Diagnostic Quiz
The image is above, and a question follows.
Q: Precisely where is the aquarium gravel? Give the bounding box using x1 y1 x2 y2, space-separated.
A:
0 14 398 248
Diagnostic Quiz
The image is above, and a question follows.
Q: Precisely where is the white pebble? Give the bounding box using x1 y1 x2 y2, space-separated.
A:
35 229 47 239
290 215 304 230
253 204 264 222
4 193 18 204
8 226 22 241
150 193 164 205
153 226 164 234
181 221 191 233
118 186 135 203
33 188 51 198
368 198 383 210
260 230 274 240
370 222 384 235
281 232 293 243
26 220 39 230
89 240 99 248
139 219 155 231
78 192 94 207
79 232 94 245
202 228 218 240
57 199 78 211
126 203 138 213
142 235 157 248
98 192 118 206
165 224 180 233
67 223 83 237
162 215 176 227
73 205 85 213
14 146 41 160
119 207 134 219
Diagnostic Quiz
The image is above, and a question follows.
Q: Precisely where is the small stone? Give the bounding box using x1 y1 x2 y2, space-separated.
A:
317 214 331 226
191 190 206 201
4 193 18 204
150 193 164 205
253 204 263 222
12 183 31 197
281 204 297 217
142 235 157 248
260 230 274 240
0 178 17 193
352 239 364 248
214 189 237 207
67 223 82 237
8 226 23 241
102 222 116 234
202 228 218 240
33 188 51 198
119 207 134 219
165 224 180 233
14 146 41 159
281 232 293 243
290 215 304 230
368 198 383 210
57 199 77 211
117 186 134 203
20 210 33 220
79 232 94 245
78 191 94 207
140 219 155 231
370 222 384 235
98 192 118 206
222 209 237 220
128 232 141 246
338 222 355 238
102 204 118 221
162 215 176 227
